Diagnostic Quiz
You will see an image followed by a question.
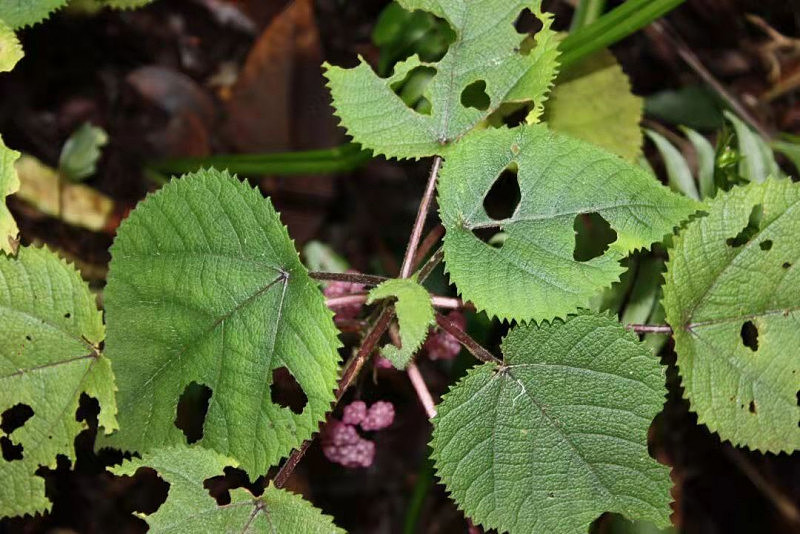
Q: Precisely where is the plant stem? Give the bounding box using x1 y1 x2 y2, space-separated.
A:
147 143 371 177
309 271 388 286
649 20 771 138
407 362 437 418
326 293 464 310
273 307 394 489
435 312 501 365
399 156 443 279
412 224 445 269
416 247 444 283
560 0 686 68
625 323 673 334
570 0 606 31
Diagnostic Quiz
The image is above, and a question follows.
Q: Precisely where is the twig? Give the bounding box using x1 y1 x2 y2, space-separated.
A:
326 293 465 310
649 20 772 139
724 447 800 526
310 271 388 286
333 318 368 333
273 307 394 488
416 247 444 284
435 312 501 365
625 323 673 334
412 224 445 270
407 363 437 418
399 156 443 278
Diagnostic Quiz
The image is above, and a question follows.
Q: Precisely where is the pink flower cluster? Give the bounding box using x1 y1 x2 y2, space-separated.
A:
423 310 465 361
321 401 395 468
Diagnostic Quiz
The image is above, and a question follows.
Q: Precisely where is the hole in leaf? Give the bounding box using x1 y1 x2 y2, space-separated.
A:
1 403 34 434
270 367 307 414
726 204 763 248
484 167 520 220
471 226 506 249
514 8 543 35
119 466 172 515
749 400 757 414
25 335 31 341
486 102 533 128
204 466 265 505
460 80 490 111
759 240 773 251
0 436 23 461
740 321 758 352
174 382 212 444
573 213 617 262
783 262 792 269
64 312 71 318
390 66 436 115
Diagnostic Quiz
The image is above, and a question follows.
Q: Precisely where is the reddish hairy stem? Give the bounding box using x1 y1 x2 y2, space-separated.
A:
309 271 387 286
412 224 445 270
416 247 444 283
326 293 463 310
435 312 501 365
407 362 437 418
399 156 443 278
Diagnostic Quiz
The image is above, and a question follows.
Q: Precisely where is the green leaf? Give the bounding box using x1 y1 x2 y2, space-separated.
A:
0 246 117 518
438 124 699 322
102 169 341 476
0 18 23 72
430 312 672 534
0 0 69 28
644 86 723 131
0 134 20 254
545 49 643 161
113 447 344 534
663 179 800 452
725 111 781 183
644 129 699 200
324 0 561 159
58 122 108 182
367 277 434 369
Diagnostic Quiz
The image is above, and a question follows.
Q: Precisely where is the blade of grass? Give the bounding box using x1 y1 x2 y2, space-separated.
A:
570 0 606 31
147 143 371 177
560 0 686 68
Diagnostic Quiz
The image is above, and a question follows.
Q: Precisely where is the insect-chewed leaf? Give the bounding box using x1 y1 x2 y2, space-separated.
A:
113 447 344 534
101 169 341 476
0 246 117 518
545 49 643 162
664 179 800 452
0 134 20 254
431 312 672 534
367 278 434 369
324 0 561 159
438 124 699 322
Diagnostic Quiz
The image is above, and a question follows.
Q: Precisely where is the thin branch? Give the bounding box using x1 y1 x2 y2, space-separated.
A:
327 293 465 310
399 156 443 278
412 224 445 270
649 20 772 138
407 363 437 418
309 271 388 286
724 447 800 526
435 312 501 365
430 296 464 309
625 323 673 334
326 294 368 308
416 247 444 283
273 307 394 489
388 324 438 419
